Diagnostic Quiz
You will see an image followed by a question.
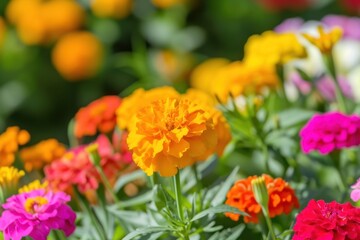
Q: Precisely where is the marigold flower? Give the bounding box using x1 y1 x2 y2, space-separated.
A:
300 112 360 154
190 58 230 95
293 199 360 240
350 178 360 202
127 97 217 177
20 138 66 172
74 95 121 139
0 126 30 166
91 0 132 19
225 174 299 223
116 86 180 130
0 189 76 240
302 26 343 55
45 134 125 193
52 31 103 80
18 180 49 193
0 166 25 202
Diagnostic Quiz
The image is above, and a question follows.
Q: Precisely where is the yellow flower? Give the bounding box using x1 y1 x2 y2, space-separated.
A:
127 97 217 177
244 31 307 66
52 31 103 80
182 89 231 156
0 167 25 201
0 126 30 167
116 86 180 130
20 139 66 172
91 0 132 19
18 180 48 193
302 26 342 55
190 58 230 95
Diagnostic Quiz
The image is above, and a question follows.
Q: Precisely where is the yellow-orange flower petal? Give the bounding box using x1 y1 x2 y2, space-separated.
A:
127 97 217 177
302 26 343 55
91 0 132 19
18 180 49 193
151 0 186 8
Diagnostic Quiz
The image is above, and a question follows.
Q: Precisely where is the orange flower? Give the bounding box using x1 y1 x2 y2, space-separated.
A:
225 174 299 223
91 0 132 19
127 97 217 177
74 96 121 139
20 139 66 172
52 31 103 80
151 0 186 8
0 127 30 167
116 87 180 130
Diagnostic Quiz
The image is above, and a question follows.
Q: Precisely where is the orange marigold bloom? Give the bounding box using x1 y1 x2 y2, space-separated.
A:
225 174 299 223
74 95 121 139
91 0 132 19
127 98 217 177
0 127 30 167
116 86 180 130
52 31 103 80
20 139 66 172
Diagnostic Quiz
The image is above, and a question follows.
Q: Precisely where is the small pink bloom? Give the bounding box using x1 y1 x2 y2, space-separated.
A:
300 112 360 154
351 178 360 202
293 199 360 240
0 189 76 240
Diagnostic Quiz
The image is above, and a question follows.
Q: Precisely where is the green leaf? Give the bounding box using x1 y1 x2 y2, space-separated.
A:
122 226 171 240
191 204 248 222
208 224 245 240
211 166 239 206
107 208 152 227
113 191 152 208
295 68 312 82
114 170 146 192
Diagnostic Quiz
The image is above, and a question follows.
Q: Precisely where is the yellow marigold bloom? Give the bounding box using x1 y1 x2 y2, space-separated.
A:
302 26 343 55
91 0 132 19
127 98 217 177
0 167 25 201
116 86 180 130
18 180 48 193
151 0 185 8
0 127 30 167
182 89 231 156
244 31 307 66
6 0 41 25
20 139 66 172
190 58 230 95
52 31 103 80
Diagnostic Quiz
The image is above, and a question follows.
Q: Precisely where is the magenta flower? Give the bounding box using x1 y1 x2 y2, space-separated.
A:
0 189 76 240
351 178 360 202
300 112 360 154
293 199 360 240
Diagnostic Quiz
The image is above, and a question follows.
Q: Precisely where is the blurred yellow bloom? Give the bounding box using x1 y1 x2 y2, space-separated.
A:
302 26 342 55
151 0 185 8
244 31 307 66
0 167 25 201
127 97 217 177
6 0 84 45
182 89 232 156
116 86 180 130
18 180 48 193
0 17 6 47
0 127 30 167
20 139 66 172
91 0 132 19
190 58 230 95
52 31 103 80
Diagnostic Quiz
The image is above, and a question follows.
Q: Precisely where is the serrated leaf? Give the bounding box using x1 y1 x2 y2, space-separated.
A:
211 166 239 206
191 204 248 222
122 226 171 240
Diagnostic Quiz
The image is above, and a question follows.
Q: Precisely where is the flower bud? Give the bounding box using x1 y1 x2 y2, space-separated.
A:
251 176 269 211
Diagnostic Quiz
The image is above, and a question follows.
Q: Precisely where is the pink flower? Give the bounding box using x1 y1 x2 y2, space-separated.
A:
351 178 360 202
293 199 360 240
300 112 360 154
45 134 133 193
322 15 360 41
0 189 76 240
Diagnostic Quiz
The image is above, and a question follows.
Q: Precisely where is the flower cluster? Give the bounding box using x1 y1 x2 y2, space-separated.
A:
225 174 299 223
300 112 360 154
0 127 30 166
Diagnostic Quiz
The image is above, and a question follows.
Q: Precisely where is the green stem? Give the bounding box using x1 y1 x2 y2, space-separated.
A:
96 166 120 204
276 64 289 104
262 208 276 240
151 173 159 187
192 164 203 211
323 53 347 113
173 171 184 221
331 152 346 192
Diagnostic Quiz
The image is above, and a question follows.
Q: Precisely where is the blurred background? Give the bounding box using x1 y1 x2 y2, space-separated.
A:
0 0 359 144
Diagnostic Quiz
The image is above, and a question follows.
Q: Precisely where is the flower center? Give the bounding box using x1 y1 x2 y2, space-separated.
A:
24 196 48 214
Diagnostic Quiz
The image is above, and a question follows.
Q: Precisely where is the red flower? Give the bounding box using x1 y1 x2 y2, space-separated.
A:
257 0 309 11
341 0 360 13
293 200 360 240
74 96 121 139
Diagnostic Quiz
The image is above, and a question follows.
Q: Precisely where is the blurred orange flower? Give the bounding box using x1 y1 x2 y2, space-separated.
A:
225 174 299 223
151 0 186 8
0 127 30 167
74 96 121 139
20 139 66 172
127 97 217 177
52 31 103 80
91 0 132 19
116 87 180 130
